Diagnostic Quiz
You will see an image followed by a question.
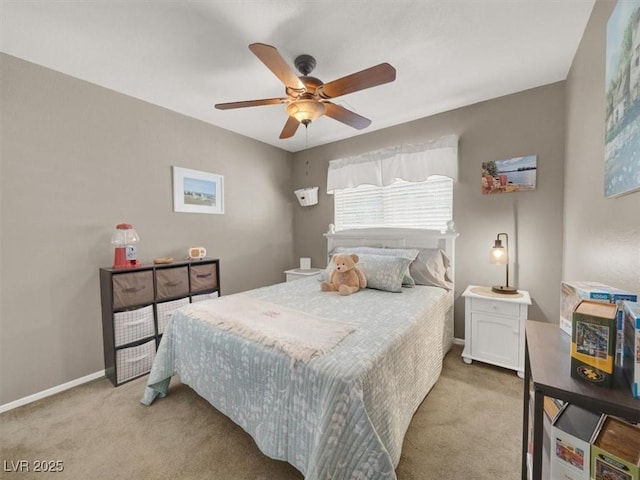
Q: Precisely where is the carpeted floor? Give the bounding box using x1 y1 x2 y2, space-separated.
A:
0 344 523 479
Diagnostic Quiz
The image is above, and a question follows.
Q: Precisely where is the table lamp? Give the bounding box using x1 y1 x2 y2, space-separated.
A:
489 232 517 294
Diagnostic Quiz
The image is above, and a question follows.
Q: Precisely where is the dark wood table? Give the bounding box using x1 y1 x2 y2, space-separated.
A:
521 320 640 480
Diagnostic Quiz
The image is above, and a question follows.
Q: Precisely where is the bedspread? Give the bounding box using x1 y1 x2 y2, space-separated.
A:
142 277 452 480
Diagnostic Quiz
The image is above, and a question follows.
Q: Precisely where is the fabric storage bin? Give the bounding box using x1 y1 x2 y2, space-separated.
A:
191 292 219 303
190 263 218 292
116 339 156 384
113 305 155 347
112 271 154 309
156 297 190 334
155 266 189 300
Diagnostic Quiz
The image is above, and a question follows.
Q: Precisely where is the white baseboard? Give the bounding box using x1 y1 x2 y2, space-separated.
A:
0 370 105 414
2 339 466 413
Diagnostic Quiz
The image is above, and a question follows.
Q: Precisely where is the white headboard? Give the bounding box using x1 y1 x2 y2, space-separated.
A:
323 222 459 284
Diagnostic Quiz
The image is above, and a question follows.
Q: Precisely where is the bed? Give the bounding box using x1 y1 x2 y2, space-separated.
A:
142 226 458 480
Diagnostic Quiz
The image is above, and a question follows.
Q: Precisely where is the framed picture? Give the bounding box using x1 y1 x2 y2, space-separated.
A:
172 166 224 214
481 155 537 194
605 1 640 197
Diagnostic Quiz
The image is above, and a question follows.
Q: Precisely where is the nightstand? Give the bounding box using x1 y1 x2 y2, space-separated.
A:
284 268 323 282
461 285 531 378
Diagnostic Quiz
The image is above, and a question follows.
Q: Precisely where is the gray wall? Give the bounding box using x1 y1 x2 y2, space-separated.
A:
0 54 295 405
292 83 566 338
5 0 639 406
564 0 640 294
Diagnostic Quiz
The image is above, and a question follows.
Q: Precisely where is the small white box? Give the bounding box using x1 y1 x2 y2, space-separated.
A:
550 403 601 480
300 257 311 270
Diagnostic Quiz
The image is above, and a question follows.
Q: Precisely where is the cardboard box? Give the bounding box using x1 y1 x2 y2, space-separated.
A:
560 281 637 356
591 415 640 480
623 301 640 399
550 403 601 480
570 300 618 388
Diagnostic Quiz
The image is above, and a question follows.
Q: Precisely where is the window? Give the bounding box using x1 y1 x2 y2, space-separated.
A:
333 176 453 231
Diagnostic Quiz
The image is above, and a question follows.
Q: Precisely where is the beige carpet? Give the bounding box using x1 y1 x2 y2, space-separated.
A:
0 345 522 479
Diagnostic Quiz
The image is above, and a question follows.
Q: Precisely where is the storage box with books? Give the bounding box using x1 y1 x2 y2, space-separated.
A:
623 301 640 399
570 300 618 388
560 282 637 355
550 403 601 480
591 415 640 480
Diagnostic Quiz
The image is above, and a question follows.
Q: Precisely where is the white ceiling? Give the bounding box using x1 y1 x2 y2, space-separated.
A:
0 1 595 153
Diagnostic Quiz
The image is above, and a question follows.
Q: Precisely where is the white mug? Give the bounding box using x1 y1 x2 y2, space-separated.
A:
188 247 207 259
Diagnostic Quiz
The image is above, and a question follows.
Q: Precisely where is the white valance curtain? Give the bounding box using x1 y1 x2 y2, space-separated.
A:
326 134 459 193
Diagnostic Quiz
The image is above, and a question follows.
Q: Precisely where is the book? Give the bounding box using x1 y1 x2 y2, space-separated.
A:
591 415 640 480
570 300 618 388
543 396 566 420
550 403 602 480
623 300 640 399
560 282 637 359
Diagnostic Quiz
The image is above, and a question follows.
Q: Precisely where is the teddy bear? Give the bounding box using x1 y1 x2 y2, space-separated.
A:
320 253 367 296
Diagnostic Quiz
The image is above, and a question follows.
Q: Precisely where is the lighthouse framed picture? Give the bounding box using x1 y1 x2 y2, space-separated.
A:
172 166 224 214
605 1 640 197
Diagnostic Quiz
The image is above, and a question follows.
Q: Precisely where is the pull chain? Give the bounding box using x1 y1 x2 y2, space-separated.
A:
305 124 310 177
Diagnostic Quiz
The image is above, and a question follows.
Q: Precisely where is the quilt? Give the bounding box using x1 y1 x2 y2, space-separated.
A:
142 277 452 480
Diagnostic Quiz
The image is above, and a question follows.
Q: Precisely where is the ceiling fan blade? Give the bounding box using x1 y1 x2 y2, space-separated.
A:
249 43 305 91
324 102 372 130
318 63 396 99
279 116 300 139
214 97 287 110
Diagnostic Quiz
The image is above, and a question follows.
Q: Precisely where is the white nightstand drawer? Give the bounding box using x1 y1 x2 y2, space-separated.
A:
471 297 521 317
284 268 322 282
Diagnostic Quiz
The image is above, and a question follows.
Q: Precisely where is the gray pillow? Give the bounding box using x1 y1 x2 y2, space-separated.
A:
330 246 419 287
322 252 412 293
356 254 413 292
407 248 453 290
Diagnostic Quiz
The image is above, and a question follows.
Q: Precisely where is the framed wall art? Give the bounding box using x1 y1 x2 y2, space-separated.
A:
172 166 224 214
481 155 537 194
605 0 640 197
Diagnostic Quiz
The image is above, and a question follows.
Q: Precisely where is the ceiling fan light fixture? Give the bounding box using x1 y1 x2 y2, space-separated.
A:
286 99 326 125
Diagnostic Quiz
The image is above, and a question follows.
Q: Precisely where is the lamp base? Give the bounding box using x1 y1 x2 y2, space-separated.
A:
491 285 518 295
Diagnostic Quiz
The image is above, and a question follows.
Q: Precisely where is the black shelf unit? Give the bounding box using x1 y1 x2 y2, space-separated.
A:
99 258 220 386
522 320 640 480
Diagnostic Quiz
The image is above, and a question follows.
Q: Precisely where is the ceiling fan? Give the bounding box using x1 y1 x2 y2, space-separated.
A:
214 43 396 139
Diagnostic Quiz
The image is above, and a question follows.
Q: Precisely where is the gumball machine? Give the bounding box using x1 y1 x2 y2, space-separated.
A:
111 223 141 269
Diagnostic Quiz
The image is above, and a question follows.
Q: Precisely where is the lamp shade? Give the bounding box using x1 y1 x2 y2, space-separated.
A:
286 99 326 125
489 232 517 294
489 238 508 265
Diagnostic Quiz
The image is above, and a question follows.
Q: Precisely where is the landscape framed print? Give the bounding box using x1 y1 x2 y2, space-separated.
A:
605 1 640 197
172 166 224 214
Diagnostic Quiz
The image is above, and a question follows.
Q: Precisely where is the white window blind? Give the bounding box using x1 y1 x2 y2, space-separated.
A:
334 176 453 231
